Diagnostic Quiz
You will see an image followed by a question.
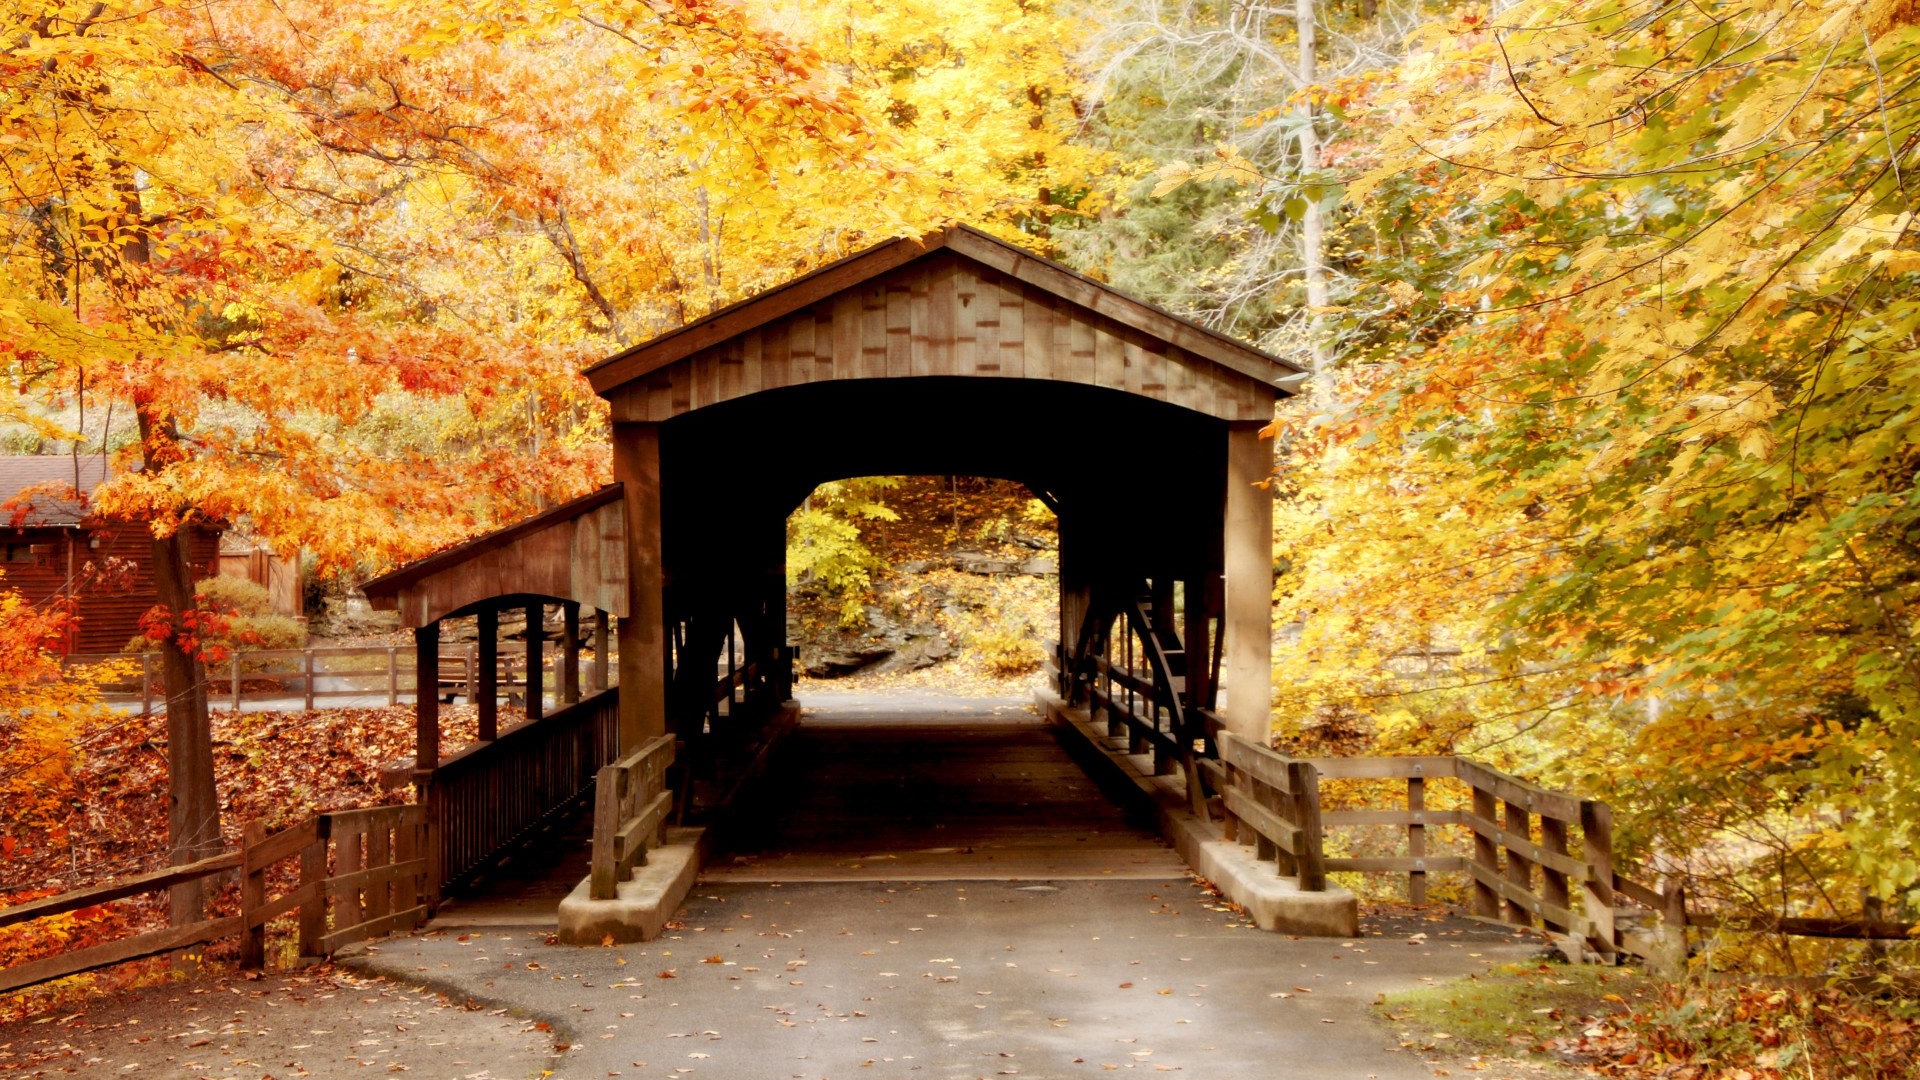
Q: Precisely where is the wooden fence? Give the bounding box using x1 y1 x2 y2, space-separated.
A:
0 805 430 996
65 644 615 714
1213 731 1327 892
426 688 620 893
589 735 677 899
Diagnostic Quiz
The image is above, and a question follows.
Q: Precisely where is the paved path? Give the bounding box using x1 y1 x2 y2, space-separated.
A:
342 695 1547 1080
345 884 1542 1080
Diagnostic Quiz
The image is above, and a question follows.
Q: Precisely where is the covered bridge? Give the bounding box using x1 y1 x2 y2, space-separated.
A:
361 224 1312 929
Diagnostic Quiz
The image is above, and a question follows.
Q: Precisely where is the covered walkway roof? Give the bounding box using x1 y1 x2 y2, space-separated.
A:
360 484 628 629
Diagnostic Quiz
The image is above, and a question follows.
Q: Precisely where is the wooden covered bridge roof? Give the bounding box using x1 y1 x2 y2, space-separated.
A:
586 224 1302 423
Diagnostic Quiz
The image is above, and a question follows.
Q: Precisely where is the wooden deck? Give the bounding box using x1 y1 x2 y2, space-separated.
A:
703 694 1187 882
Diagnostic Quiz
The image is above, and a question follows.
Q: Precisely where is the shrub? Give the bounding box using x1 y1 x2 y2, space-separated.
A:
193 575 272 617
122 577 305 655
973 626 1041 677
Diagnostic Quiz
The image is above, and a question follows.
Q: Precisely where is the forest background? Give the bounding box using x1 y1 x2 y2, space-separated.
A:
3 0 1918 1073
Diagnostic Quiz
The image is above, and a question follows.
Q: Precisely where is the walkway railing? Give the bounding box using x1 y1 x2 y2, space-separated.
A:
424 687 619 893
589 735 676 899
1214 730 1326 892
0 805 432 995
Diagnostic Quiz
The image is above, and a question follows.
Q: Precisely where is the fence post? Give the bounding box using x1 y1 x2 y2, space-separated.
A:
303 649 315 710
298 816 329 959
141 652 152 717
231 655 242 712
1471 784 1502 919
1540 815 1572 934
1580 799 1618 958
1503 800 1536 926
387 645 399 706
591 764 620 900
240 820 266 969
1290 760 1326 892
1407 775 1427 905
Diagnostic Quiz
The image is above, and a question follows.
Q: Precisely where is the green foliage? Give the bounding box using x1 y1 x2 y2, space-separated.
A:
787 478 901 627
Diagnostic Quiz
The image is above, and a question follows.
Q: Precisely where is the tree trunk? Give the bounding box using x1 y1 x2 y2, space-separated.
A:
1296 0 1328 378
135 405 222 926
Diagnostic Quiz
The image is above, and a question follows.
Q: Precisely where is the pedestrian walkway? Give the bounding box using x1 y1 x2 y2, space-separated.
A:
346 883 1543 1079
706 694 1188 883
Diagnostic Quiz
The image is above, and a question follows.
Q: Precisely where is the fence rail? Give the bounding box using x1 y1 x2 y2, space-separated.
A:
590 735 677 899
1215 730 1326 892
0 805 430 996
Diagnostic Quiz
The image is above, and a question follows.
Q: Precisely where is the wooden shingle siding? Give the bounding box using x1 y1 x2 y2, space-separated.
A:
605 255 1275 424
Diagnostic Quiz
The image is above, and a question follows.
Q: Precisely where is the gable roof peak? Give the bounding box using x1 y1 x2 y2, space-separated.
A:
584 224 1302 398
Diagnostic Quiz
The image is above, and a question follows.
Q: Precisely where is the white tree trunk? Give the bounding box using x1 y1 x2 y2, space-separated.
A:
1297 0 1328 377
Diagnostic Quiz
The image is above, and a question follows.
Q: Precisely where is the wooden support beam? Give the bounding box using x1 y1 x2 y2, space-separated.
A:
562 602 581 705
525 602 544 720
414 625 440 772
477 605 498 741
1221 421 1272 742
591 608 610 695
613 422 668 749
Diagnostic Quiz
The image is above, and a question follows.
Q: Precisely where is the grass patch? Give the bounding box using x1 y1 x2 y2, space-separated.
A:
1379 961 1652 1065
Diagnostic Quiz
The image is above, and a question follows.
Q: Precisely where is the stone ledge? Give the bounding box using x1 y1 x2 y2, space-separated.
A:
1038 689 1358 937
555 826 707 945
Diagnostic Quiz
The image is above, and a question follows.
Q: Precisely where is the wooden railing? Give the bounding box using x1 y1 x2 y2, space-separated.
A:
65 644 618 715
1087 656 1185 775
589 735 677 899
0 805 430 995
1306 755 1677 960
1214 731 1326 892
424 687 619 893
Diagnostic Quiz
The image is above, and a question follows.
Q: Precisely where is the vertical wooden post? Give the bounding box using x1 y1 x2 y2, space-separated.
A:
562 602 581 705
525 602 544 721
230 655 241 711
1221 421 1273 744
297 817 328 960
140 652 152 717
478 605 498 740
1290 760 1327 892
614 422 668 751
1503 801 1536 926
1407 775 1428 905
386 645 399 706
1182 575 1216 716
1540 815 1572 934
592 609 610 694
302 648 315 710
1471 785 1501 919
414 625 440 772
364 814 391 922
1580 800 1618 957
464 644 476 704
239 820 266 969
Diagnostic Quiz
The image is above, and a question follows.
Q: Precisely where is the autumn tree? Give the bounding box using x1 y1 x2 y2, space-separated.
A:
3 0 1103 916
1265 0 1920 931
